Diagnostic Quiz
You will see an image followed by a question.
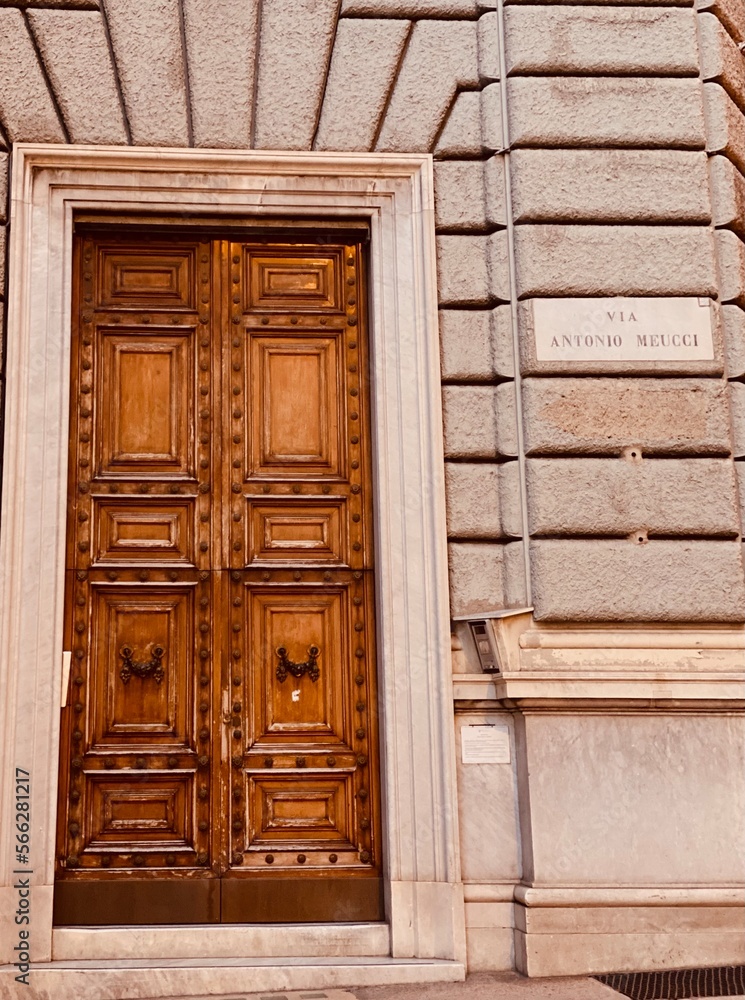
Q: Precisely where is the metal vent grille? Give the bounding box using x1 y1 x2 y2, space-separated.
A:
596 966 745 999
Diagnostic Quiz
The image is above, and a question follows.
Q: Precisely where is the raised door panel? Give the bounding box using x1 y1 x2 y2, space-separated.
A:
247 333 343 477
246 499 347 564
93 498 196 565
246 774 355 850
97 246 196 311
95 328 195 478
85 775 195 851
247 588 348 745
245 250 343 313
88 586 194 748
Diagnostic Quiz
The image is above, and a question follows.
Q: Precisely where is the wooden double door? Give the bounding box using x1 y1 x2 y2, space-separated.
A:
55 227 382 924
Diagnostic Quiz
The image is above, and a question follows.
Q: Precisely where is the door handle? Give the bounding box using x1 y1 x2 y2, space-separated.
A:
276 644 320 682
119 644 165 684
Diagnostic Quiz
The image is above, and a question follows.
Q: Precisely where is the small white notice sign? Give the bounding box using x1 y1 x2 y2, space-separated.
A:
533 297 715 363
461 725 510 765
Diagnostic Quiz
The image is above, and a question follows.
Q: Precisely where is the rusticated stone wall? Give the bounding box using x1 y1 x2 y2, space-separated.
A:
0 0 743 624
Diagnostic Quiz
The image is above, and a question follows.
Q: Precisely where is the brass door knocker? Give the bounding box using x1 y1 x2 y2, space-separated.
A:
119 644 165 684
276 644 320 683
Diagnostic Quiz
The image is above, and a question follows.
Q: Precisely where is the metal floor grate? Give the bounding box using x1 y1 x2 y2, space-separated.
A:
596 966 745 999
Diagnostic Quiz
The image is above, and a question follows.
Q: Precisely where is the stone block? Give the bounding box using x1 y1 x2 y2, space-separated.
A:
526 457 740 537
700 13 745 114
437 232 509 304
480 82 504 152
0 226 4 296
732 381 745 457
448 542 506 615
513 226 717 298
27 10 127 144
530 539 745 622
442 384 517 457
376 20 478 151
510 149 710 223
716 230 745 307
699 0 745 42
478 12 500 82
439 306 514 380
736 461 745 530
341 0 484 13
435 91 483 157
0 9 65 142
434 158 505 230
710 155 745 236
435 85 504 157
508 77 705 149
182 0 257 148
448 540 525 615
445 461 521 538
315 18 409 151
254 0 338 150
704 83 745 175
505 7 698 75
521 378 731 456
723 304 745 377
105 0 189 146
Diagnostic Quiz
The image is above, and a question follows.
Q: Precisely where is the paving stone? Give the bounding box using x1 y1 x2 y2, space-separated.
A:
513 225 717 298
700 13 745 115
0 8 65 142
508 77 705 149
105 0 189 146
521 378 732 456
732 381 745 458
445 462 521 538
699 0 745 43
439 306 514 380
28 10 127 144
442 384 517 458
254 0 338 150
375 19 478 151
510 149 710 223
505 7 698 75
710 155 745 235
438 232 509 304
341 0 488 15
704 83 745 175
530 539 745 622
526 457 740 536
182 0 258 148
716 230 745 307
434 158 505 230
723 304 745 378
315 18 409 151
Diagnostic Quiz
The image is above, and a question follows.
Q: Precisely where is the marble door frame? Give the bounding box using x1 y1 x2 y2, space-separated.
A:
0 145 464 967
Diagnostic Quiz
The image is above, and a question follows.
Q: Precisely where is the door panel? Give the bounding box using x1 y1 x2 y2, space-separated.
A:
55 230 381 925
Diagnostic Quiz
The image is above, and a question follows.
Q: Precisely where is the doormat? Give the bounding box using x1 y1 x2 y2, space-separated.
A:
595 966 745 999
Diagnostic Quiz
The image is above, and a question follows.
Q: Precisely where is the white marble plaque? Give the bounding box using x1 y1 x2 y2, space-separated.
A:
533 297 715 362
461 725 510 764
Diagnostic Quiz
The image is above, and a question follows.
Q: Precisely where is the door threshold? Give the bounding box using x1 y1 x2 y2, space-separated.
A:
1 956 466 1000
52 922 390 961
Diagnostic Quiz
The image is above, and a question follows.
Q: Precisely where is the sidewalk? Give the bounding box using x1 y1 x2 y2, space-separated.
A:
155 977 623 1000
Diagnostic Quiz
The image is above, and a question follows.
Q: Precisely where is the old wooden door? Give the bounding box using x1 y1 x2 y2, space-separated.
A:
54 228 382 924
